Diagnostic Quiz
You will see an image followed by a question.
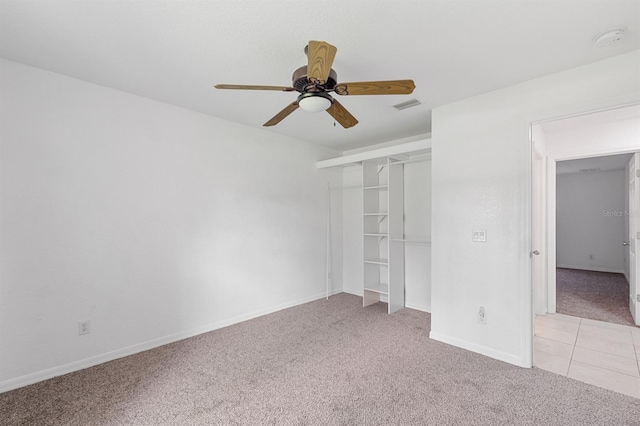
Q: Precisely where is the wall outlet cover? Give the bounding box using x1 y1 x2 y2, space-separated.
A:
78 320 91 335
478 306 487 324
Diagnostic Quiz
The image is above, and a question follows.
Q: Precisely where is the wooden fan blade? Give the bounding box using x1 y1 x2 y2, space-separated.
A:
215 84 295 92
326 100 358 128
307 40 337 83
334 80 416 95
263 102 299 127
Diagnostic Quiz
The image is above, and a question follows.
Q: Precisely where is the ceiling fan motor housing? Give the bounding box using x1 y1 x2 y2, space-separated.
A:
292 66 338 93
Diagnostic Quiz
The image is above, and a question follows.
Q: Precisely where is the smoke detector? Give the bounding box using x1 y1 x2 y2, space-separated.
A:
593 28 626 47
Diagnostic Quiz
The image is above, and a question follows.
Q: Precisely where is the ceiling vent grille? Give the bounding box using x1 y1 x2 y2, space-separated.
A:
579 168 601 173
393 99 421 110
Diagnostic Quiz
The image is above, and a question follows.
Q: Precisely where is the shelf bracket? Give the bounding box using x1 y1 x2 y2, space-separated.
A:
377 165 384 175
378 216 385 224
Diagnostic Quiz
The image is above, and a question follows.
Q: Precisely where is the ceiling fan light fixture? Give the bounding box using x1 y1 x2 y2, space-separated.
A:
298 92 332 112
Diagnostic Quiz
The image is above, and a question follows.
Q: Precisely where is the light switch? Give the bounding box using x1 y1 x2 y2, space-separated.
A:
472 230 486 242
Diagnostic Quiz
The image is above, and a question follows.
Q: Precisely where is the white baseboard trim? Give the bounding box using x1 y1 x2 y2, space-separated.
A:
341 288 362 297
429 331 527 368
624 271 630 284
557 264 625 274
338 289 431 313
0 288 343 394
405 301 431 313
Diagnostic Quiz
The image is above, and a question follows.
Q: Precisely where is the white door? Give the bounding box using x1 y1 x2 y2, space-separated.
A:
628 153 640 326
532 145 546 316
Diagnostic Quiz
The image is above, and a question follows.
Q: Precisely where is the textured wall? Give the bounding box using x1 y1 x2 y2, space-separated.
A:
0 59 342 391
557 170 625 273
431 51 640 367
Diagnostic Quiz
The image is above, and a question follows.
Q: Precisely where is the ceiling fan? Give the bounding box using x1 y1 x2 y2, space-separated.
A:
215 40 416 129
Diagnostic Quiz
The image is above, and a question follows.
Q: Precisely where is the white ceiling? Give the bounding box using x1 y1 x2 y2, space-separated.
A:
557 153 633 174
1 1 639 151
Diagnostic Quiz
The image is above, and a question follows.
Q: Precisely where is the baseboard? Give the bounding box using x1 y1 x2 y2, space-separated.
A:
343 288 388 303
624 271 630 284
0 288 343 394
429 331 527 368
341 289 431 313
405 301 431 313
557 264 625 274
341 288 362 297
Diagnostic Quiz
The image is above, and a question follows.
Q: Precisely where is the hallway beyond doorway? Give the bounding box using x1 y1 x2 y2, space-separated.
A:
556 268 635 327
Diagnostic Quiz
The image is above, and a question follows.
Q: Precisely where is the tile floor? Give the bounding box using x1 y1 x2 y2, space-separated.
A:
534 313 640 399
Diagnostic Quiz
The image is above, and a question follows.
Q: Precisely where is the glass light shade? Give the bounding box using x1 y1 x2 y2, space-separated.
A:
298 95 332 112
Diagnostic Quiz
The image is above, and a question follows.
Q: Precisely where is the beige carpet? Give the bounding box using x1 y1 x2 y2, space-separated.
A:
556 268 637 327
1 293 639 425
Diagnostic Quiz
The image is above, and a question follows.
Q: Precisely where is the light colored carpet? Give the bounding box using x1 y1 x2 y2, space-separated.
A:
556 267 637 327
1 293 639 425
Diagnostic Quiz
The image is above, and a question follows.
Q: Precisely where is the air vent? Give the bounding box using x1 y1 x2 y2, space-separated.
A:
579 168 601 173
393 99 421 111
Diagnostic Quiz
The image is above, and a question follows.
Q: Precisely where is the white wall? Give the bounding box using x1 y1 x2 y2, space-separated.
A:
431 50 640 367
0 59 342 391
340 167 363 296
339 160 432 311
545 116 640 160
556 169 625 272
403 160 432 312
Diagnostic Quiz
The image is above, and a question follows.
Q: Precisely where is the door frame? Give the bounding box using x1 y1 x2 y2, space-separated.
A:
628 154 640 325
528 100 640 317
532 143 547 316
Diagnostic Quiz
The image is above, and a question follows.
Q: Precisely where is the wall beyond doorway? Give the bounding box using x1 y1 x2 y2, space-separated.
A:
556 168 625 273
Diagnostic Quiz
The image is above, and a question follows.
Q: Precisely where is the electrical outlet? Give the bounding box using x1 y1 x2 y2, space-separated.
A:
478 307 487 325
78 320 90 336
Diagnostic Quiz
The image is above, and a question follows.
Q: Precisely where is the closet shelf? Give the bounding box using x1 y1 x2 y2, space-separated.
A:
362 157 405 314
364 258 389 265
364 284 389 295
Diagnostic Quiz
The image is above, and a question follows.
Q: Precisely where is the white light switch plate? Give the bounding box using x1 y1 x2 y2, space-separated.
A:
472 230 486 242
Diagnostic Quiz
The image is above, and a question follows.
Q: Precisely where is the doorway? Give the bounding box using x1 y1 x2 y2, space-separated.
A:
531 104 640 323
555 154 633 326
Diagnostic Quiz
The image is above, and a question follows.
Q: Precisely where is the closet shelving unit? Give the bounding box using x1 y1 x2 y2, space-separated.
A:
362 159 405 313
317 137 432 314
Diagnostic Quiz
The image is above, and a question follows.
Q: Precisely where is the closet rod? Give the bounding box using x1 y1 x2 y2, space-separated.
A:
328 185 363 192
390 238 431 245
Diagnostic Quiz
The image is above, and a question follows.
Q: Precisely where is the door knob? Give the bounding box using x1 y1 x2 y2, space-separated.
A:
532 250 540 255
623 241 630 246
